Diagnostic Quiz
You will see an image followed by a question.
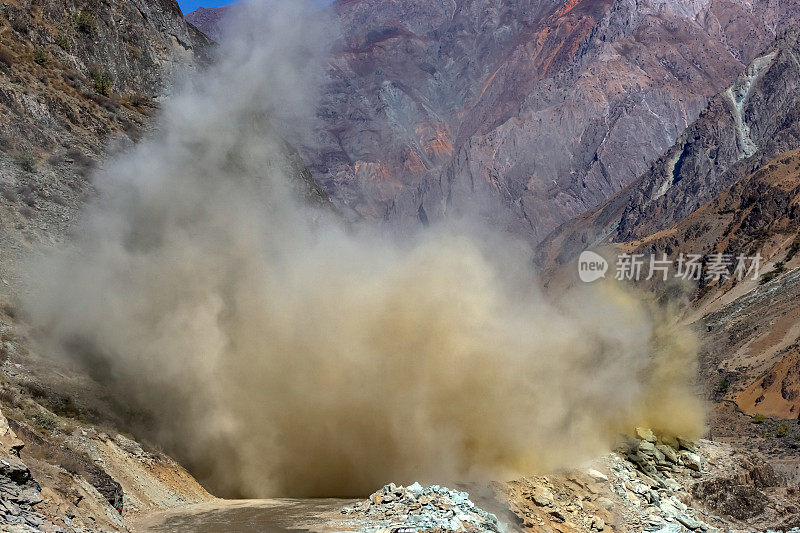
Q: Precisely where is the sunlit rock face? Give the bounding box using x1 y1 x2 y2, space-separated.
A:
308 0 800 242
188 0 800 242
537 27 800 269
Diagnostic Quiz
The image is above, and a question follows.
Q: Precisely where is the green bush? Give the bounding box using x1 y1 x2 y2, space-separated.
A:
778 423 789 437
92 71 113 96
760 271 778 285
753 413 767 424
14 152 36 173
716 378 730 394
32 47 49 66
33 413 57 432
73 10 97 36
55 33 72 52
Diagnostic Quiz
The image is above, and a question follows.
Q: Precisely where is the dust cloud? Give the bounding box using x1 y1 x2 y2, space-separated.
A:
23 0 704 498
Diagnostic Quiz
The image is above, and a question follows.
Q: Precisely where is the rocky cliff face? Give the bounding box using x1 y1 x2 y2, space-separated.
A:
0 1 217 529
0 0 211 286
537 26 800 268
291 0 800 243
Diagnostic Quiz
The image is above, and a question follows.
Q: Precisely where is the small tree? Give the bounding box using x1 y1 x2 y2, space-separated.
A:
73 10 97 36
15 152 36 173
32 47 49 66
92 71 113 96
55 33 72 52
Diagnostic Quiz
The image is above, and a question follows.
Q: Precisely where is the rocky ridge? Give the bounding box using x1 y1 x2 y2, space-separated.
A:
187 0 800 242
184 6 228 43
537 26 800 269
302 0 800 243
0 0 211 290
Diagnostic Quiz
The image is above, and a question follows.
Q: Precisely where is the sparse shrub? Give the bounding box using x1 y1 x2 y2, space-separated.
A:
1 303 16 320
21 382 82 418
753 413 767 424
86 91 118 112
61 69 83 90
32 413 57 432
32 46 49 66
0 388 20 407
65 148 96 178
66 148 97 174
775 261 786 273
760 271 778 285
14 152 37 173
127 93 152 109
9 17 27 35
55 33 72 53
778 423 789 437
73 10 97 36
92 70 113 96
50 193 65 206
787 238 800 262
16 183 37 206
716 378 730 394
0 331 11 363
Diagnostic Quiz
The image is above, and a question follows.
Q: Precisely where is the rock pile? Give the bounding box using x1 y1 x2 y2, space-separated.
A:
613 429 713 532
0 408 62 531
341 483 503 532
0 456 59 532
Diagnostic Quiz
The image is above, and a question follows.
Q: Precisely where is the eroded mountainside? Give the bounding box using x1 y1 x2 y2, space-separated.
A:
184 6 227 43
2 1 800 531
0 0 212 284
191 0 800 242
533 26 800 501
537 26 800 269
0 1 219 530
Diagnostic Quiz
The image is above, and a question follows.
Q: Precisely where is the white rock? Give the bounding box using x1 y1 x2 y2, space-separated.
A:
587 469 609 482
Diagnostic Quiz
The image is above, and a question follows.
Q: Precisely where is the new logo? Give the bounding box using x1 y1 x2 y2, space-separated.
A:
578 251 608 283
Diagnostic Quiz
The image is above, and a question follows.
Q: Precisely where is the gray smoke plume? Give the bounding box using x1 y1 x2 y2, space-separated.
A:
23 0 704 498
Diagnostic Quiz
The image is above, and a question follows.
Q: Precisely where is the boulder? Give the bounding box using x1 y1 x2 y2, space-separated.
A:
680 451 704 472
657 444 680 464
587 469 608 482
635 427 658 443
677 437 698 453
0 409 24 456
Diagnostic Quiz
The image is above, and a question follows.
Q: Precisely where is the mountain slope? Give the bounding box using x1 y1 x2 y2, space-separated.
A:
302 0 800 243
0 0 212 284
537 26 800 269
186 0 800 242
0 1 220 529
184 6 229 42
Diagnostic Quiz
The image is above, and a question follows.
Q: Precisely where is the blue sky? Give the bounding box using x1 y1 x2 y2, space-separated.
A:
177 0 235 14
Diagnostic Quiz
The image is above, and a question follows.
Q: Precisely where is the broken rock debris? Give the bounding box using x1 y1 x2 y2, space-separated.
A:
341 482 503 532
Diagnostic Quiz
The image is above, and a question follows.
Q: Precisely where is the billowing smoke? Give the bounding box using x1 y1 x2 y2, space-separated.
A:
23 1 704 498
